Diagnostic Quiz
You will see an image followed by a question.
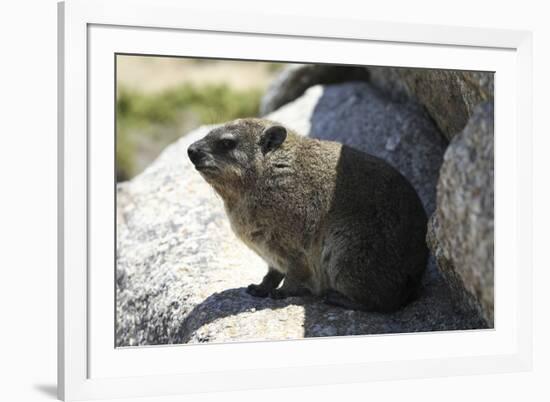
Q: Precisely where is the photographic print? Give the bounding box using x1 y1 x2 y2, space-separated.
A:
115 55 494 347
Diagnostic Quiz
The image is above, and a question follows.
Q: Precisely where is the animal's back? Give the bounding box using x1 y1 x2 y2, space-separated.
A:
320 144 428 311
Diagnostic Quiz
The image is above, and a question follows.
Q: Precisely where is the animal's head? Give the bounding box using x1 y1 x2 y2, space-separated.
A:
187 118 288 198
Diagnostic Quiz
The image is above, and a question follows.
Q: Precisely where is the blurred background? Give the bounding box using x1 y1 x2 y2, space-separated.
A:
116 55 285 181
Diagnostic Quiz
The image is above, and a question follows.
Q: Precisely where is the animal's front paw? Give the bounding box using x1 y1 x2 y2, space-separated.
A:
246 283 270 298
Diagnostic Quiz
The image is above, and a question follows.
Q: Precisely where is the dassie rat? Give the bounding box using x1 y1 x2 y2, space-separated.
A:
188 118 428 312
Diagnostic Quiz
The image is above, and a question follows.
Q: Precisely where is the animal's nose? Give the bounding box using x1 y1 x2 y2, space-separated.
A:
187 144 205 165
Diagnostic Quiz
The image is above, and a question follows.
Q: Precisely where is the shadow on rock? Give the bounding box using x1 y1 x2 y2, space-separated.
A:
178 271 487 343
178 287 310 342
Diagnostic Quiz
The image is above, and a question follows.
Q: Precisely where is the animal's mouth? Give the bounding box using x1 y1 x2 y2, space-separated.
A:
194 163 219 174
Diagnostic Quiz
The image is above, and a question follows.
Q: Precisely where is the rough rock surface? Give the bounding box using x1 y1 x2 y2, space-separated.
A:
260 64 370 116
427 102 494 327
116 82 487 347
259 65 493 143
367 67 494 142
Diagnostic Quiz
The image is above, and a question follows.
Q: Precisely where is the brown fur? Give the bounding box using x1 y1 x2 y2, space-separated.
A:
188 118 428 312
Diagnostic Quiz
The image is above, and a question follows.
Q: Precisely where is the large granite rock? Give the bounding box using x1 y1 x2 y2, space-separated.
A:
427 102 494 327
259 65 493 143
116 82 486 347
367 67 494 142
259 64 370 116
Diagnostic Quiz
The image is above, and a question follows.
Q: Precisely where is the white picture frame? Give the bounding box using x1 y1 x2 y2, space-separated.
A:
58 0 533 400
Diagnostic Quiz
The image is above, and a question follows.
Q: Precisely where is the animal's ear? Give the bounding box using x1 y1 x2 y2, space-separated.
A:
260 125 287 155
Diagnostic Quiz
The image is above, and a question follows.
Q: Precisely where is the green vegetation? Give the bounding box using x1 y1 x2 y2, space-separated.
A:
266 62 286 73
116 83 263 181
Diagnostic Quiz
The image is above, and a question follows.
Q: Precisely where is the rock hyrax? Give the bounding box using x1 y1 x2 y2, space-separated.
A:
188 118 428 312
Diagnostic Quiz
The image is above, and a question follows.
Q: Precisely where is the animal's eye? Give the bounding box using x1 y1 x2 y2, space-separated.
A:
218 138 237 151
